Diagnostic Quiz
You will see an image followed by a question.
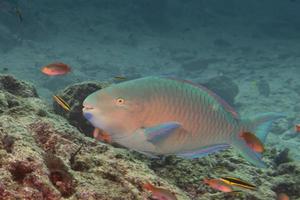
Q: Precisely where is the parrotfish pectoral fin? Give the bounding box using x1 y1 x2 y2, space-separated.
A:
233 112 286 168
242 112 286 143
144 122 181 144
176 144 230 159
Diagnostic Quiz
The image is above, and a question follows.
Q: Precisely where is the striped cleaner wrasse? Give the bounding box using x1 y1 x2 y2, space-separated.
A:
220 177 256 190
82 76 285 168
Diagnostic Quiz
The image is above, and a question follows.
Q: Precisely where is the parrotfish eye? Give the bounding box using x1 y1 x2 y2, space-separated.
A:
116 98 125 105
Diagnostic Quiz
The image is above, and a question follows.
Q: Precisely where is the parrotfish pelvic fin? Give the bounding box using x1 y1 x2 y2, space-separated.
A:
176 144 230 159
144 122 181 144
231 112 286 168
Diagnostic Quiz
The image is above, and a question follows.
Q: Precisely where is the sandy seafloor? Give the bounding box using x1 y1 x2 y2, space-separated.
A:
1 0 300 164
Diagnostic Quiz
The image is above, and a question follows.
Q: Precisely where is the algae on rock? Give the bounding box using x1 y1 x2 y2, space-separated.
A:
0 75 189 200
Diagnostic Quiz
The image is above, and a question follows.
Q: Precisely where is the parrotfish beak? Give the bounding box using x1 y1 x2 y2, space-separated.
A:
82 92 99 120
82 103 94 120
82 103 94 111
82 92 98 110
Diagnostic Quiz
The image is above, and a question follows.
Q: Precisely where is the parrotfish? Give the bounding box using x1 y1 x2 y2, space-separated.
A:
82 76 284 168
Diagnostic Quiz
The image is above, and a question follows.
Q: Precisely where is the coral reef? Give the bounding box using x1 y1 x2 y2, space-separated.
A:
274 148 291 166
0 74 299 200
0 75 38 98
0 75 189 199
148 148 300 200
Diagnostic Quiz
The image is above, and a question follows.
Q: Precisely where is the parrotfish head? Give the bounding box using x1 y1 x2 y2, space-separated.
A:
82 82 145 140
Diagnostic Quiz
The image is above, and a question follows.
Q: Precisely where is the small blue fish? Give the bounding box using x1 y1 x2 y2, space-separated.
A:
82 76 285 167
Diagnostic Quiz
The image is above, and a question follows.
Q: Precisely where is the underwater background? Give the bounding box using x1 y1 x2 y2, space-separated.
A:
0 0 300 199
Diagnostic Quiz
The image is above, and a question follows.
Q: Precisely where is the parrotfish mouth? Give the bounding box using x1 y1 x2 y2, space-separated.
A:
82 103 95 121
82 103 94 112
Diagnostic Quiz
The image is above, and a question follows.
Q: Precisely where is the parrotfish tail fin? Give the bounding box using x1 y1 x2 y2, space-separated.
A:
242 112 286 143
231 112 286 168
231 137 266 168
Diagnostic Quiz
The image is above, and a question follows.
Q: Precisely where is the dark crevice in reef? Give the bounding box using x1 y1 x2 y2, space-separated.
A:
8 160 36 183
30 121 58 153
0 75 38 98
44 153 77 198
1 134 15 153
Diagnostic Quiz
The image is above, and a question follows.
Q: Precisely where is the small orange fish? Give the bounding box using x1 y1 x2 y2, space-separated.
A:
277 193 290 200
53 95 71 111
41 62 71 76
240 132 264 153
143 182 178 200
294 124 300 132
93 128 112 144
203 178 233 193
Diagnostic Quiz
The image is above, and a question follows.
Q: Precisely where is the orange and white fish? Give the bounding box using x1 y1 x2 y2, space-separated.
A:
41 62 71 76
294 124 300 133
82 76 285 167
143 182 177 200
93 128 112 143
203 178 232 192
277 193 289 200
239 132 264 153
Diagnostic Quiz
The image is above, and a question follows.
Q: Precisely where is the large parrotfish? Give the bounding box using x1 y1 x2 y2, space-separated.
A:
82 76 284 168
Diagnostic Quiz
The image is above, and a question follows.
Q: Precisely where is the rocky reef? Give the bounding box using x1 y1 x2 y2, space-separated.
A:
0 74 299 200
0 75 188 199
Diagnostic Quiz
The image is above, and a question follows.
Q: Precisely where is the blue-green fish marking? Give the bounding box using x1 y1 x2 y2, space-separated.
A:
82 76 284 168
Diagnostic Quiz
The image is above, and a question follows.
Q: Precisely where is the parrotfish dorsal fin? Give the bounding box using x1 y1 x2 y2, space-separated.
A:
144 122 181 144
166 77 239 119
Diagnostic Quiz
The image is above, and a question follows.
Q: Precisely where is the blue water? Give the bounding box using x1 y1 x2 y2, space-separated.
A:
1 0 300 199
